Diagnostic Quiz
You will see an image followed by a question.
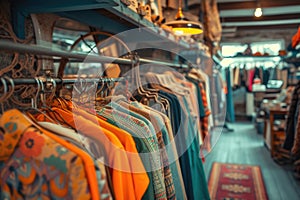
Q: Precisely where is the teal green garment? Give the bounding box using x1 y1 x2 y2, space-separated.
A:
159 91 210 200
179 96 211 200
186 77 206 118
225 68 236 122
130 101 186 200
148 89 210 199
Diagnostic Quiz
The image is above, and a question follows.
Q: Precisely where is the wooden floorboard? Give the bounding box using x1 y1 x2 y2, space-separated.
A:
203 122 300 200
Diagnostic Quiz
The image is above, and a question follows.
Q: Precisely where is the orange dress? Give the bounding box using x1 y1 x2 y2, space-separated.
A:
71 105 150 200
37 107 137 200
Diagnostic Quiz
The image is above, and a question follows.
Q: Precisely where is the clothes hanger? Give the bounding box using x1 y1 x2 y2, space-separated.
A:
19 77 58 124
143 72 173 111
31 78 91 152
164 72 189 94
0 77 8 114
3 76 15 101
53 77 93 113
0 77 8 101
31 78 64 125
94 78 118 107
38 77 78 129
0 76 15 115
52 78 75 110
130 53 166 110
62 30 165 110
131 54 159 98
96 79 105 97
42 79 82 132
152 72 186 96
72 78 96 106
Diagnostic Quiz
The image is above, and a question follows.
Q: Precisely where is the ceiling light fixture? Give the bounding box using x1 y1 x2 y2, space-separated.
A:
165 0 203 36
254 2 263 18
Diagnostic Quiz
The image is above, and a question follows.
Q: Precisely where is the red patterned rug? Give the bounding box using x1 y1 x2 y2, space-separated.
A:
208 162 268 200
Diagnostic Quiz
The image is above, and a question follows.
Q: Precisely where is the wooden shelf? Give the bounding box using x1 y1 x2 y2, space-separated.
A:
269 108 288 114
284 56 300 64
11 0 209 54
272 130 285 134
222 55 282 63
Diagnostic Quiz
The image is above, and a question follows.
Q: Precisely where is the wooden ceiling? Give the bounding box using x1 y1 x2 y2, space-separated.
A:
187 0 300 44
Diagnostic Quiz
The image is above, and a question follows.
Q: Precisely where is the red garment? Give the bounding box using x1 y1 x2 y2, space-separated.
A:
248 69 255 92
292 27 300 48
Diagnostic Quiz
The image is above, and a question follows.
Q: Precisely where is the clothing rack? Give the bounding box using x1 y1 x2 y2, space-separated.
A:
0 76 124 109
0 40 190 69
0 77 124 85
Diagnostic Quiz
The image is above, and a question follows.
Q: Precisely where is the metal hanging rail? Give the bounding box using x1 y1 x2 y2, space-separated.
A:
0 40 189 68
0 77 125 85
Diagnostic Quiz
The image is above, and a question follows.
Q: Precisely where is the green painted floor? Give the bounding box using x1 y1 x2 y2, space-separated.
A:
203 122 300 200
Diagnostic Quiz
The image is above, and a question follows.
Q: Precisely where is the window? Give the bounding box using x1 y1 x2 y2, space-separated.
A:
221 40 284 57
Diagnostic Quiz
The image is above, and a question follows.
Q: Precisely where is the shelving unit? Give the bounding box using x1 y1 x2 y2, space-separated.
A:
9 0 211 77
11 0 209 55
284 54 300 65
265 109 288 158
284 56 300 63
221 55 283 67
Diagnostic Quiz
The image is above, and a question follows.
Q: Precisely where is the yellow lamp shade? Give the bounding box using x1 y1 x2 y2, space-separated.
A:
165 7 203 36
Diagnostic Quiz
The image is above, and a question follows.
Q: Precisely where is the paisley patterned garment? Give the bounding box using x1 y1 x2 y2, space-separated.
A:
0 110 92 200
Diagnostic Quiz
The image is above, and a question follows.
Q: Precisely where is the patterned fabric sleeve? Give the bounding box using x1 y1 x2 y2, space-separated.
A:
0 111 92 200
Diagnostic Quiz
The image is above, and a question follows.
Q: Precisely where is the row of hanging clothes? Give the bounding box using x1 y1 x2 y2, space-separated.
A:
215 62 289 122
224 64 288 92
0 51 214 200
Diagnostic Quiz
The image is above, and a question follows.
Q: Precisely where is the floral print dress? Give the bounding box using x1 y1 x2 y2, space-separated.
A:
0 109 92 200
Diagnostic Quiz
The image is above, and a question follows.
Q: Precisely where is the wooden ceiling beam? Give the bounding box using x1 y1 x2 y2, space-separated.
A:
231 23 299 30
221 13 300 23
218 0 300 10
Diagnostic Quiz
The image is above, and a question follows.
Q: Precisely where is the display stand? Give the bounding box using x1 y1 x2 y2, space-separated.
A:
265 108 288 158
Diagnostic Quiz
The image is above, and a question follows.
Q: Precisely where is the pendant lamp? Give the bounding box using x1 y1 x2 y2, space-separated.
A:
165 0 203 36
254 1 263 18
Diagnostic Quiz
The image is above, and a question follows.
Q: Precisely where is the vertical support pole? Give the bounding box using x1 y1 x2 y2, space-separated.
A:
31 13 60 73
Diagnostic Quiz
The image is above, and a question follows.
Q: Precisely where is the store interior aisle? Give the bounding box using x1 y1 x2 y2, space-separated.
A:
203 123 300 200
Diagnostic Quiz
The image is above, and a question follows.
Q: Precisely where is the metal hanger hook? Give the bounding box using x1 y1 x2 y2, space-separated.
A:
130 52 140 67
38 77 46 107
3 76 15 101
0 77 8 103
47 78 57 104
33 77 41 108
